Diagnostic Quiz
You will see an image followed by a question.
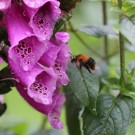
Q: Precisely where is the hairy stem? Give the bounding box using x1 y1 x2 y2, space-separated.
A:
118 0 125 89
102 0 109 64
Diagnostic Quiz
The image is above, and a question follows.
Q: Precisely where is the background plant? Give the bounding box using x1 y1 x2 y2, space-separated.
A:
1 0 135 135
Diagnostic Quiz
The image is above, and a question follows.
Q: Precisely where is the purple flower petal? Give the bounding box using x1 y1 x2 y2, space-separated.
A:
5 2 33 47
29 0 61 41
54 32 70 68
9 57 58 105
23 0 50 8
50 32 70 85
56 43 70 69
9 59 44 86
6 2 47 71
9 36 47 71
0 58 3 64
28 68 58 105
0 0 11 11
16 82 53 114
54 63 70 85
55 32 70 44
48 94 65 129
39 41 60 67
16 83 65 129
0 95 4 103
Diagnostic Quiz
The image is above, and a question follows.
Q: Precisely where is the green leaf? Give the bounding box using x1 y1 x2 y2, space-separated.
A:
66 63 99 115
0 103 7 116
54 12 71 33
64 86 82 135
82 94 135 135
77 25 116 38
120 16 135 46
122 1 135 16
124 83 135 92
102 77 121 89
0 66 14 94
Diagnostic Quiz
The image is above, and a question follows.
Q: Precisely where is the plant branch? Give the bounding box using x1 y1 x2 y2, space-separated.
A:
118 0 125 89
102 0 109 64
68 21 102 58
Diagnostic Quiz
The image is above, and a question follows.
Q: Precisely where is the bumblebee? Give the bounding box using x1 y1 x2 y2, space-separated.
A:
71 54 96 73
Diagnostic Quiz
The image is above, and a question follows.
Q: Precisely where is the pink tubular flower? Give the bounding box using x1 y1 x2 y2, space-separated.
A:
23 0 61 41
6 2 47 71
39 32 70 85
9 58 58 105
28 67 58 105
16 82 65 129
3 0 70 130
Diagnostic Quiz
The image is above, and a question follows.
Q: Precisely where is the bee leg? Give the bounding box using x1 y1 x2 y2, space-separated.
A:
85 65 91 73
79 61 84 69
79 64 82 69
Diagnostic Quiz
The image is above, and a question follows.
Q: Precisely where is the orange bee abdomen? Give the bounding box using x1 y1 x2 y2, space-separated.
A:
76 54 90 62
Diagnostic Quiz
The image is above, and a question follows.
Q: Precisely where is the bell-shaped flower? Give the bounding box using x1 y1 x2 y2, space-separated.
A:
5 2 47 71
53 32 70 85
9 57 58 105
28 67 58 105
16 82 65 129
38 32 70 85
0 0 11 11
23 0 61 41
55 32 70 44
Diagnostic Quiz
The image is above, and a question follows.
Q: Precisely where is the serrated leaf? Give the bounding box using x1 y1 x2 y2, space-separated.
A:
66 63 99 115
77 25 116 38
0 103 7 116
82 94 135 135
64 87 82 135
102 77 121 89
0 66 14 94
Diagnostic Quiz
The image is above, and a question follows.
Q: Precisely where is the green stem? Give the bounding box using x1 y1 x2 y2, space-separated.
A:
102 0 109 64
118 0 125 89
40 116 47 130
63 22 67 31
68 21 102 58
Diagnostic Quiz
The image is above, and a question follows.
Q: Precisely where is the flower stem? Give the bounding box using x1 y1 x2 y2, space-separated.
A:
101 0 109 64
118 0 125 89
40 116 47 130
